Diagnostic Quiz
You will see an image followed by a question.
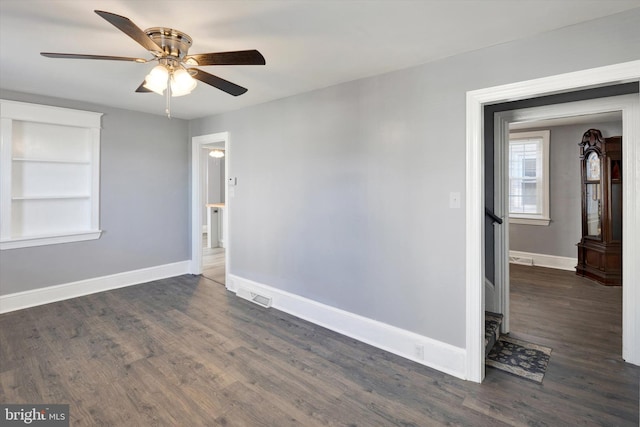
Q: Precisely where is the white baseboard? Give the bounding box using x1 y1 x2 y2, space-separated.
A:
509 250 577 271
0 261 191 314
227 274 466 380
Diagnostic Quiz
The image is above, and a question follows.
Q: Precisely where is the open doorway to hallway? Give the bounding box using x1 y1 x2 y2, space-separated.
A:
202 143 227 285
191 131 231 288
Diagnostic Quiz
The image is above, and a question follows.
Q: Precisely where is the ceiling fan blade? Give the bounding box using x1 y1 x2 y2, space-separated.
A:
135 82 152 93
94 10 164 55
185 50 266 66
41 52 147 63
191 69 248 96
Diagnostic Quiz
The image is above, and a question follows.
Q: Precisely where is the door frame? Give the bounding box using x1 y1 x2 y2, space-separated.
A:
191 131 231 289
465 60 640 383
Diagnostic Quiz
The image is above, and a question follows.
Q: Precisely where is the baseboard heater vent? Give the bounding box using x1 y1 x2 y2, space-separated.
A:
236 287 273 308
509 256 534 266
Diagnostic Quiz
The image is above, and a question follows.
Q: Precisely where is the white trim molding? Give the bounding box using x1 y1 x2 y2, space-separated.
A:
466 60 640 383
0 261 191 314
228 274 467 380
0 230 102 250
509 250 577 271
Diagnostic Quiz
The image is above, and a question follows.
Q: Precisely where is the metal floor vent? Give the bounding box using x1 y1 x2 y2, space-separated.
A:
236 287 272 308
510 256 534 266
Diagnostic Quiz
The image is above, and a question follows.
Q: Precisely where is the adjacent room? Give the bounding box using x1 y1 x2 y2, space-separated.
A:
1 1 639 425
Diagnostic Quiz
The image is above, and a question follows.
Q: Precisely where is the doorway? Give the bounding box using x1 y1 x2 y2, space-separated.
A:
499 110 624 373
201 142 226 284
191 132 231 289
492 95 632 335
465 61 640 383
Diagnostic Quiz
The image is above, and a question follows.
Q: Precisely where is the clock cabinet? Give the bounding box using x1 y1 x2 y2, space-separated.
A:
575 128 622 286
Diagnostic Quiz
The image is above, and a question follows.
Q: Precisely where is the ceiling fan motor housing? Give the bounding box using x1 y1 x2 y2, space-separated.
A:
145 27 192 59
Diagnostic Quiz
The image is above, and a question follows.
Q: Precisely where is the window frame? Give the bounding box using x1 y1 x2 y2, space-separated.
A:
508 130 550 226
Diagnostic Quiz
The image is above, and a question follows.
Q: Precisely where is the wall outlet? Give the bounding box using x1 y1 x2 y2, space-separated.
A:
414 344 425 361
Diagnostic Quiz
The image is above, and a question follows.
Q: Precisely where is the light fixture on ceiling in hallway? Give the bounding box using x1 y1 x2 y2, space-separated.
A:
209 149 225 158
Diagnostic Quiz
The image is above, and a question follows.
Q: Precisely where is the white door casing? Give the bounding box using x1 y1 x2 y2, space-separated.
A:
466 60 640 383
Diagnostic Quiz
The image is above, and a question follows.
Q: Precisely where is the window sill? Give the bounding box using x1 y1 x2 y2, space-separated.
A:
0 230 102 250
509 217 551 226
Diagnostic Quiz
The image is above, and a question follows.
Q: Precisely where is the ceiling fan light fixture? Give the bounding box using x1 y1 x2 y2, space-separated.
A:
40 10 265 116
209 149 225 158
143 64 169 95
170 68 197 97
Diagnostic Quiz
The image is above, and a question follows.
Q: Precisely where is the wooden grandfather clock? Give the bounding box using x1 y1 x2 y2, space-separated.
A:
576 128 622 286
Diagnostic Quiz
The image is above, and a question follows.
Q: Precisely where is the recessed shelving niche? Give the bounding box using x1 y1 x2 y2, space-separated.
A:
1 100 103 249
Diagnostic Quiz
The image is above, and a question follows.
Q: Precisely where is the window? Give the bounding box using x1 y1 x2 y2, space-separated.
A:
508 130 550 225
0 100 102 249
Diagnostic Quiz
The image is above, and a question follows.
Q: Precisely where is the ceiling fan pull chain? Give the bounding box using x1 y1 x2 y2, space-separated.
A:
165 71 171 118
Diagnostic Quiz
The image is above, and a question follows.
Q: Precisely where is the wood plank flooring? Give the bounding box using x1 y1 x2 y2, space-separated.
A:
1 265 637 426
202 247 225 285
202 232 225 285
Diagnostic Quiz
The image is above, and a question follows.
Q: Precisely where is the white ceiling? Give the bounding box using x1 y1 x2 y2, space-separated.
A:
2 1 638 120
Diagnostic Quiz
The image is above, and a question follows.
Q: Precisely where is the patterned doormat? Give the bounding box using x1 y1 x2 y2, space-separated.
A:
486 336 552 383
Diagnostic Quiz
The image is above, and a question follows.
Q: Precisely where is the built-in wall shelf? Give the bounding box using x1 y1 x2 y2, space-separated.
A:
1 99 103 250
12 195 91 201
12 157 91 165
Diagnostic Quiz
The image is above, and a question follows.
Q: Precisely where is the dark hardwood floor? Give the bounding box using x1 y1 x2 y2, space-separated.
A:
0 265 637 425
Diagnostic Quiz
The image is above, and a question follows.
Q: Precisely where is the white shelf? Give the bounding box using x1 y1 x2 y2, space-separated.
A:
12 195 91 201
0 229 102 250
1 100 102 250
12 157 90 165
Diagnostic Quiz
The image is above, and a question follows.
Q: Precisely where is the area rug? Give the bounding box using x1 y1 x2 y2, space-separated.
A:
486 336 552 383
484 312 503 356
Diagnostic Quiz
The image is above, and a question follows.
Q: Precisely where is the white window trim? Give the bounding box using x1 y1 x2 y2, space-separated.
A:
0 100 102 250
508 130 550 226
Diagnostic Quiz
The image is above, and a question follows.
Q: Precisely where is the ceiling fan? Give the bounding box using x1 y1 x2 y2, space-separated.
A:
41 10 265 110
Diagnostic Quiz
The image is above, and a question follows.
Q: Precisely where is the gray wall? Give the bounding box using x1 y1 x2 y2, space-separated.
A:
510 121 623 258
190 9 640 348
0 90 190 295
